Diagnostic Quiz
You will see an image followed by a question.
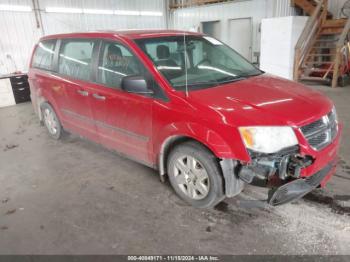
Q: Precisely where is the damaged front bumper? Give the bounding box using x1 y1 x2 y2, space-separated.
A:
220 124 342 206
267 160 336 205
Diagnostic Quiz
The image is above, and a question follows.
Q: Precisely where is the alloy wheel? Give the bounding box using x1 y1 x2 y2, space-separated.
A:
43 108 58 135
173 155 210 200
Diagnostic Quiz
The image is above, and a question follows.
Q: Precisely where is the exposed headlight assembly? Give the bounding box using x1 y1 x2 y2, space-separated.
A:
239 126 298 154
331 105 338 123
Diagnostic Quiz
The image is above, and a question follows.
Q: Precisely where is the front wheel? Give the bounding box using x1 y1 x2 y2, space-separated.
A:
167 141 225 208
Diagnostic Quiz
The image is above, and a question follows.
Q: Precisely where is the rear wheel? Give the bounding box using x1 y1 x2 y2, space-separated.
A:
41 102 64 140
167 141 225 208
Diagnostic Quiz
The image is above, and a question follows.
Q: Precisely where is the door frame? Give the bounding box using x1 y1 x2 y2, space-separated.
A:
200 20 221 38
227 17 253 62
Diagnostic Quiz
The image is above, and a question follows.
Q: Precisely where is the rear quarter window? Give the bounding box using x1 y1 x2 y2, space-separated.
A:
32 40 56 70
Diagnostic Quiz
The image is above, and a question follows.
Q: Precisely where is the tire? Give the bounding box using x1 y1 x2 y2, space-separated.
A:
167 141 225 208
41 102 64 140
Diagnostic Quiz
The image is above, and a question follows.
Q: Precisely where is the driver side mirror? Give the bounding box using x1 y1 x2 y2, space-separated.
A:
121 75 154 95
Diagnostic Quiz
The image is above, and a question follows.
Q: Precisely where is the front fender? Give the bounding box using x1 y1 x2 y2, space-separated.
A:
155 121 250 174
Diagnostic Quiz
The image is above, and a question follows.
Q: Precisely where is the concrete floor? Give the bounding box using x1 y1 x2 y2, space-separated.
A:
0 85 350 255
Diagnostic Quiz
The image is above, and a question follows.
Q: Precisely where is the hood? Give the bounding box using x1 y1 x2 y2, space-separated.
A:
188 74 333 127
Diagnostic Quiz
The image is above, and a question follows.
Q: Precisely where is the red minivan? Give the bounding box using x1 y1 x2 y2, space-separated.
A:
28 30 342 208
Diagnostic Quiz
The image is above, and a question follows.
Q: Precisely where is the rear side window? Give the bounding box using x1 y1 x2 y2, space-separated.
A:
32 40 56 70
58 40 95 81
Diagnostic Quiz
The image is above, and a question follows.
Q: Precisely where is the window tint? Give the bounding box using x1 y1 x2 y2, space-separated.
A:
32 40 56 70
97 42 144 89
58 40 95 81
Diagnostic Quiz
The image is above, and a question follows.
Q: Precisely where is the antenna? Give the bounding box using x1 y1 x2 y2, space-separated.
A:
181 0 189 97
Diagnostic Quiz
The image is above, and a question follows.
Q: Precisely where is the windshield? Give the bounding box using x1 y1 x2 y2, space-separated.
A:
135 35 262 91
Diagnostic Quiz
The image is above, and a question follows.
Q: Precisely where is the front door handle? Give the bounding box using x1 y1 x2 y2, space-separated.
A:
92 93 106 101
77 90 89 96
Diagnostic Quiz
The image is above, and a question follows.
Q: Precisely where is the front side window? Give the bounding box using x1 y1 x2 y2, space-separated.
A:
135 36 262 91
58 40 95 81
97 41 144 89
32 40 56 70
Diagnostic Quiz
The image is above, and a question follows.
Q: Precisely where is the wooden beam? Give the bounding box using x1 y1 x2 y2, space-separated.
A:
331 48 341 88
320 27 344 35
292 0 316 16
322 19 347 29
331 17 350 87
169 0 230 9
292 0 333 18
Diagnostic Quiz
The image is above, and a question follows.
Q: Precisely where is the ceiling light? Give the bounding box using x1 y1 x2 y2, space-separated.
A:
0 4 32 12
114 10 140 16
140 11 163 16
45 7 83 13
83 9 113 15
44 7 162 16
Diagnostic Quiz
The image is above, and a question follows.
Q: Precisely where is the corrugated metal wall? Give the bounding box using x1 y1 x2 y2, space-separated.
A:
1 0 346 74
328 0 348 18
0 0 40 74
270 0 298 17
39 0 166 34
0 0 166 74
170 0 298 62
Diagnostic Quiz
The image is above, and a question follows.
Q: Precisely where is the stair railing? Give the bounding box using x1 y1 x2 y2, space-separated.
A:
331 17 350 87
293 0 328 81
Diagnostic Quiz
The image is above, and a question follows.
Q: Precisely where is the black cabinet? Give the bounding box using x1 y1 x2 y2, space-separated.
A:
0 74 31 104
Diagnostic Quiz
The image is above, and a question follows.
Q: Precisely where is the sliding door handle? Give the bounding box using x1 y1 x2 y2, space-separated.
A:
92 93 106 100
77 90 89 96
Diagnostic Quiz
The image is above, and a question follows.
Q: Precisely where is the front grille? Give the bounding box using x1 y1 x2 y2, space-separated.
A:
300 110 338 151
300 118 325 135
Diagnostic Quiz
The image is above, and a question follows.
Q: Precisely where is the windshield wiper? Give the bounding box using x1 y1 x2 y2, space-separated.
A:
216 76 246 84
238 70 263 78
173 80 220 87
173 76 247 90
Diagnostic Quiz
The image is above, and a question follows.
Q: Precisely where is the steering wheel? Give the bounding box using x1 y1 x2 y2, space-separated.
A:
195 58 211 67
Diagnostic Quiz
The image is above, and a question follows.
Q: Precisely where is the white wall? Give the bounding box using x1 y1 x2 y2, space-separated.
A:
170 0 298 63
260 16 308 79
0 0 41 74
2 0 344 75
38 0 167 35
0 0 166 74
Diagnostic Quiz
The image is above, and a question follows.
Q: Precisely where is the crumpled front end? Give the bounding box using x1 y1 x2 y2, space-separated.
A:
223 110 342 206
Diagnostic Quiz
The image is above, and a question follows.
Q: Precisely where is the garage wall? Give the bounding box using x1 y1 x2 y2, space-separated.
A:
38 0 167 34
0 0 40 74
170 0 298 63
0 0 166 74
328 0 348 18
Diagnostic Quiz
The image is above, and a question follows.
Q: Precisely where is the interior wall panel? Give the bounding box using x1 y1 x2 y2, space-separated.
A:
170 0 298 63
0 0 166 74
0 10 42 74
39 0 166 35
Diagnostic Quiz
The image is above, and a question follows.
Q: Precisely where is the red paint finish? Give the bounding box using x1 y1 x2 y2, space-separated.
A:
28 30 341 187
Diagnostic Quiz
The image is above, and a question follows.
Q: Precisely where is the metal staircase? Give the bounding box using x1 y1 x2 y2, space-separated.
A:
293 0 350 87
